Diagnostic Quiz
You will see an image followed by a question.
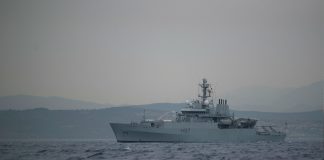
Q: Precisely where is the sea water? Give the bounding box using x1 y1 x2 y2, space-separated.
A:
1 119 323 160
0 139 323 160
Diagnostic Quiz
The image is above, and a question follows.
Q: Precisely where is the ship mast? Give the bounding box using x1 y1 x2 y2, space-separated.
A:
198 78 211 108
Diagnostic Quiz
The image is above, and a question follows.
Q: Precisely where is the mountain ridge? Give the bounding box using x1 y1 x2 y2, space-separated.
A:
0 80 322 112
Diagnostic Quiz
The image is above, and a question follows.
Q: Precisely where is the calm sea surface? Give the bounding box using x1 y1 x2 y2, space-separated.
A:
0 139 323 160
1 119 323 160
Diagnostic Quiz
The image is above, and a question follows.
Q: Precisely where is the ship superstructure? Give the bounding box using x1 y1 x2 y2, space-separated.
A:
110 79 286 142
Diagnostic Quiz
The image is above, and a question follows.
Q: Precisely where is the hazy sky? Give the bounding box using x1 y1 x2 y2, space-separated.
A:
0 0 323 105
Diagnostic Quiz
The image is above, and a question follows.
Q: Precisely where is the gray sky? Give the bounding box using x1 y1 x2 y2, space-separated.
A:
0 0 323 105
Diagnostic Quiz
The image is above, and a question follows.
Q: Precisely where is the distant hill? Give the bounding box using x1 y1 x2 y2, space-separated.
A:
276 81 323 112
0 80 322 112
0 96 185 111
0 95 111 110
226 80 323 112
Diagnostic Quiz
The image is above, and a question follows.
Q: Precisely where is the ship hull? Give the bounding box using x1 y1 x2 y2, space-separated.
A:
110 122 286 143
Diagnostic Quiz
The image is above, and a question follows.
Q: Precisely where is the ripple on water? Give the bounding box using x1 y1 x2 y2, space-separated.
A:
87 152 104 158
37 149 47 153
66 156 85 160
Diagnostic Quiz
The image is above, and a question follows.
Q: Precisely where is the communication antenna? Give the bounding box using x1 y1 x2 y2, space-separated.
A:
210 82 217 106
143 109 146 121
214 83 217 100
197 84 200 98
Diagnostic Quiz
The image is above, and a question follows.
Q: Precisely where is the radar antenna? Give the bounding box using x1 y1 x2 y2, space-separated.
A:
198 78 212 108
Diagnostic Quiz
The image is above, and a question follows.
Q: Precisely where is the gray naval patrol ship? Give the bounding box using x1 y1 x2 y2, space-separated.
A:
110 79 286 142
